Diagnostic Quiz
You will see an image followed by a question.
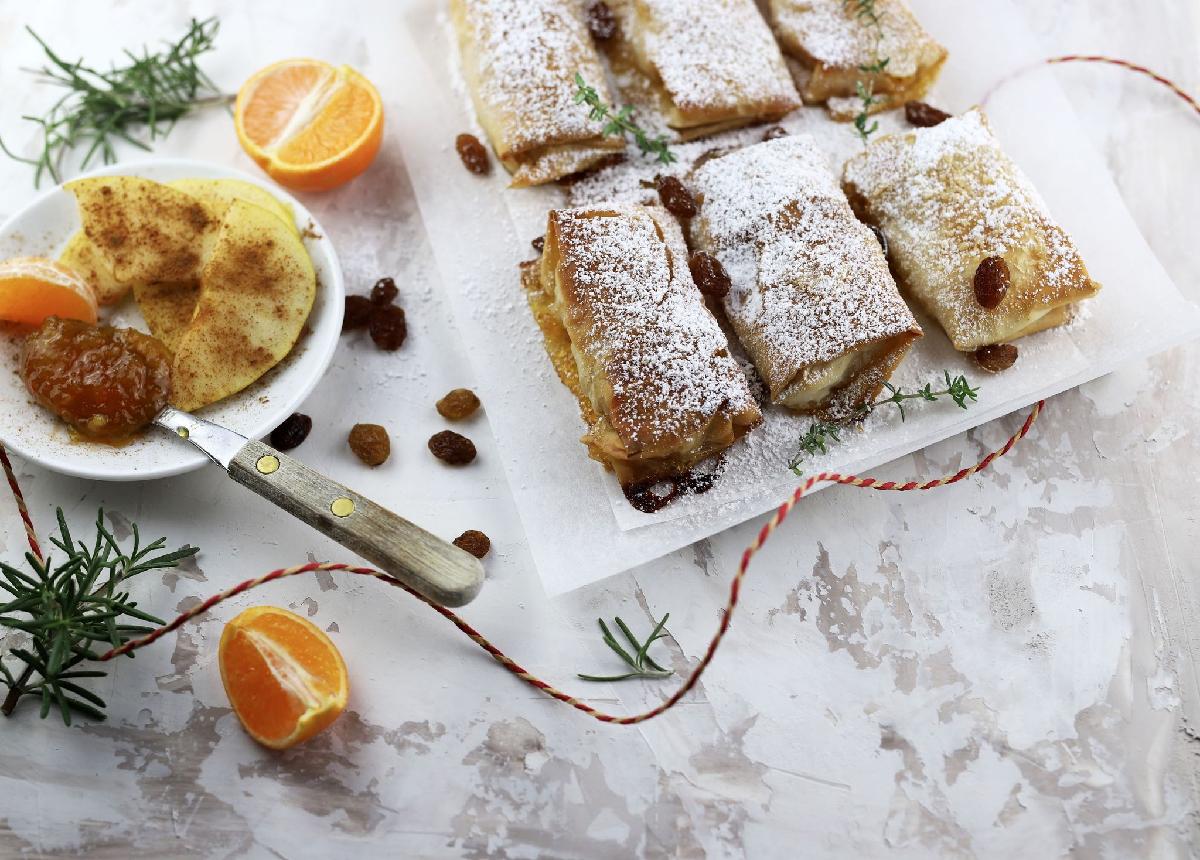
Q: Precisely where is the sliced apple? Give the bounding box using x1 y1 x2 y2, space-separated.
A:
169 199 316 411
168 178 298 236
133 281 198 354
66 176 220 285
58 231 130 306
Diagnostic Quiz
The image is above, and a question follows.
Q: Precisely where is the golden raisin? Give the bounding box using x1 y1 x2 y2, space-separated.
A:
689 252 731 299
455 133 490 176
974 344 1019 373
21 317 171 442
429 430 476 465
973 256 1010 309
905 101 952 127
655 175 697 218
453 530 491 559
348 423 390 466
436 388 481 421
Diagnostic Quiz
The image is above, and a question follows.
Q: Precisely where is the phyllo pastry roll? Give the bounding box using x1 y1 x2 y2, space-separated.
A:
450 0 624 186
843 109 1101 357
604 0 801 139
521 204 761 492
689 136 921 417
768 0 946 120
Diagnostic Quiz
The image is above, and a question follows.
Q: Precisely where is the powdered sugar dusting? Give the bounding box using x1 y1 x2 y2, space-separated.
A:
453 0 611 156
843 109 1097 349
690 136 918 400
550 205 757 449
631 0 799 118
771 0 936 78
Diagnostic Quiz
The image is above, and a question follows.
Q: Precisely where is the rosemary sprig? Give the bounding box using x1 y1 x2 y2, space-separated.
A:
845 0 888 144
789 371 980 475
573 73 675 165
578 614 674 682
0 17 228 188
0 508 197 724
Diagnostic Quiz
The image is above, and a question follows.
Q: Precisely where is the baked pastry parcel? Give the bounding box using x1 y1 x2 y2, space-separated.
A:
689 135 921 417
604 0 801 139
768 0 946 120
843 108 1101 353
521 204 761 493
450 0 624 186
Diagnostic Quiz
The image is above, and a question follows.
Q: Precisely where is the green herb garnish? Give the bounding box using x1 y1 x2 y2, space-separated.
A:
574 73 675 165
578 614 674 683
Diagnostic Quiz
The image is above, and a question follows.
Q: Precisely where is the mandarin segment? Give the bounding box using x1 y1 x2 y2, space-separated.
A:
0 256 98 326
219 606 348 749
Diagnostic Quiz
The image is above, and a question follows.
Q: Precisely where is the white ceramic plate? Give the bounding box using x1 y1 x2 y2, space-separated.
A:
0 159 344 481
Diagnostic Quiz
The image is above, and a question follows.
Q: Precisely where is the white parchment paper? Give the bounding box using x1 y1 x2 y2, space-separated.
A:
391 0 1200 594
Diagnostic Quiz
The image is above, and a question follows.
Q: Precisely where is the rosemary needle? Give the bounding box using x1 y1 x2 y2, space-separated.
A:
578 614 674 683
0 17 229 188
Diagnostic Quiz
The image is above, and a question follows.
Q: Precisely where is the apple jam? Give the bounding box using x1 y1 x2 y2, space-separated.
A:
21 317 171 442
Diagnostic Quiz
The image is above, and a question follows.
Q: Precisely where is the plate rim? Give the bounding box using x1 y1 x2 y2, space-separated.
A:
0 157 345 482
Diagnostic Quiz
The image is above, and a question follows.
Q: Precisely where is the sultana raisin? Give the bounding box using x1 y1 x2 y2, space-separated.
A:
905 101 952 128
437 388 481 421
761 125 789 141
455 133 490 176
369 305 407 351
453 529 491 559
343 295 374 331
973 256 1010 309
371 277 398 306
270 413 312 451
974 343 1019 373
688 251 731 299
348 423 391 466
655 175 698 218
531 236 545 254
586 1 617 40
428 430 476 465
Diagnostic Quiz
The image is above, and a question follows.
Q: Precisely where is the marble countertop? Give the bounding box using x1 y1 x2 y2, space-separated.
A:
0 1 1198 857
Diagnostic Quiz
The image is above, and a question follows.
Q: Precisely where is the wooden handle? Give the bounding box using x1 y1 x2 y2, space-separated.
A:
227 441 484 607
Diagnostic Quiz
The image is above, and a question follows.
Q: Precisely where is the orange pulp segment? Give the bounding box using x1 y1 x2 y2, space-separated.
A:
219 605 349 749
0 256 98 326
235 59 384 192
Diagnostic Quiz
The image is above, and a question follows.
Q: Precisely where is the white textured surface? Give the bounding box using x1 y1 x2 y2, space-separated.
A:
0 1 1198 857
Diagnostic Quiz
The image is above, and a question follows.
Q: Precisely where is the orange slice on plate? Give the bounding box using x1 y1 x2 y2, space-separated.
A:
235 59 384 193
0 256 98 326
219 605 349 749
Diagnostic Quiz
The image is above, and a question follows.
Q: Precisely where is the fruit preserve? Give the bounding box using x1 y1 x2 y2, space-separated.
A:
21 317 172 442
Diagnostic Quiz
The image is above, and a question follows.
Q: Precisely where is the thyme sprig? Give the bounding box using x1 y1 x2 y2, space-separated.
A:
578 614 674 682
845 0 889 144
574 73 675 165
0 17 228 188
789 371 980 475
0 509 198 724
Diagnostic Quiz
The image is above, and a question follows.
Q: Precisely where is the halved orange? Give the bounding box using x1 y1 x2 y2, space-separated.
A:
234 59 384 193
0 256 98 326
219 605 349 749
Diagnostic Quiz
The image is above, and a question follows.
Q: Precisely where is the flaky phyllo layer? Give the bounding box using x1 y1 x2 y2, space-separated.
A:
522 204 760 487
450 0 624 186
843 108 1101 352
689 135 921 418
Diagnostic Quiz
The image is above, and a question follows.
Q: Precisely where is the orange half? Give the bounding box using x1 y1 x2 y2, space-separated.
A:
235 59 384 192
0 256 98 326
219 605 349 749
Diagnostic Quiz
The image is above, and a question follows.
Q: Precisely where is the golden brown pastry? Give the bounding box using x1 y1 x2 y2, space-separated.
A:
843 108 1101 355
689 135 921 417
768 0 946 120
604 0 801 139
521 204 761 495
450 0 625 186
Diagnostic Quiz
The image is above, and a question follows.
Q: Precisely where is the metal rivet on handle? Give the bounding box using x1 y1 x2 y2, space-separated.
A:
331 497 355 518
256 455 280 475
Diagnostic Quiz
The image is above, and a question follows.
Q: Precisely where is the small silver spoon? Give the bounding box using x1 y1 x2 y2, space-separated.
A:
153 406 483 608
